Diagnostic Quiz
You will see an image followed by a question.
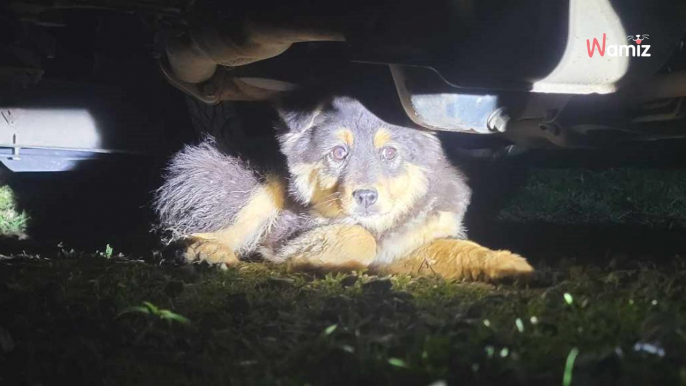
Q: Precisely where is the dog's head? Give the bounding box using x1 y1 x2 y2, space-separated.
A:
277 96 444 233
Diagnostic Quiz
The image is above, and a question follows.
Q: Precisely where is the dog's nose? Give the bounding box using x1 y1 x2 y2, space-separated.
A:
352 189 378 208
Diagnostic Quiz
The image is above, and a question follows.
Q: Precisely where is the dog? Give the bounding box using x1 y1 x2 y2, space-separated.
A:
154 95 533 281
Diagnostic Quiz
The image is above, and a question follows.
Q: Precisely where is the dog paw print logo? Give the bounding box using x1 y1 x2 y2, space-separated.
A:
627 34 649 44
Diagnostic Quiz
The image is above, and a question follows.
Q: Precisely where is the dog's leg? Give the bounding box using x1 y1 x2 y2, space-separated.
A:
183 177 285 265
373 239 533 281
276 224 377 273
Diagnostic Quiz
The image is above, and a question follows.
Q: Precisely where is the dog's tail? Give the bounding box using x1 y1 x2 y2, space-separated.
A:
154 137 286 253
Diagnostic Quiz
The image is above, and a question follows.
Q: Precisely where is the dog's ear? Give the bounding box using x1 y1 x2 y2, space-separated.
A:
276 107 325 134
274 90 330 134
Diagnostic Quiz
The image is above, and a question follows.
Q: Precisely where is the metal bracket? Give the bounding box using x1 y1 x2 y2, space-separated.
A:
10 134 20 160
1 109 15 126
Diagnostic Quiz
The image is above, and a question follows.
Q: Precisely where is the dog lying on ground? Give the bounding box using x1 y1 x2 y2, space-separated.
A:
154 95 533 281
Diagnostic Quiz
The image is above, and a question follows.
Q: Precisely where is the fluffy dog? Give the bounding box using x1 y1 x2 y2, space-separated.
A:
155 96 533 281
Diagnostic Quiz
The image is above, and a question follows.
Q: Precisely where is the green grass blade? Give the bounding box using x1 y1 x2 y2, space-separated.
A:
563 347 579 386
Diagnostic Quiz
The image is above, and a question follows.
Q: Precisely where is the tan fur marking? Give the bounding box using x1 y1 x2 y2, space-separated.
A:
376 211 463 263
336 129 354 147
290 163 317 202
294 160 427 228
278 224 377 271
291 163 343 218
374 239 533 281
373 128 392 149
345 163 429 233
265 175 287 210
189 176 286 261
184 238 240 265
310 187 342 218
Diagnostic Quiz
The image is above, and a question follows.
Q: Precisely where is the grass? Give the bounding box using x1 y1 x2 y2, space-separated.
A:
499 168 686 226
1 253 686 385
0 185 28 237
2 167 686 384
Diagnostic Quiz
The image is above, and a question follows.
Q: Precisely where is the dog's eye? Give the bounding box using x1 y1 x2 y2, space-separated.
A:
381 147 397 160
331 146 348 160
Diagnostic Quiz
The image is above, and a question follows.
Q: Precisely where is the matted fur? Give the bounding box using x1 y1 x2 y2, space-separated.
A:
154 138 261 241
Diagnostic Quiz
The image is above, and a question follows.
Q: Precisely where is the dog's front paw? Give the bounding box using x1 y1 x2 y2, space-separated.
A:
478 249 534 280
376 239 533 281
184 239 239 266
430 239 534 281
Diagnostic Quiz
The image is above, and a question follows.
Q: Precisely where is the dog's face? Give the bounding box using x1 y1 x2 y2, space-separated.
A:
278 97 443 233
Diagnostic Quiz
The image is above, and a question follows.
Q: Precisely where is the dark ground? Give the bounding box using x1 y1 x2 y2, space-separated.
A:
1 140 686 385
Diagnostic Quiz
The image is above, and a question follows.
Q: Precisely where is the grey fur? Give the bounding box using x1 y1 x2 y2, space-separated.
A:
277 96 471 237
155 96 472 256
154 138 261 240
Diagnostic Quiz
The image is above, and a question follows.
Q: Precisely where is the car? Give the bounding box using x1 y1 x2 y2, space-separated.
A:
2 0 686 172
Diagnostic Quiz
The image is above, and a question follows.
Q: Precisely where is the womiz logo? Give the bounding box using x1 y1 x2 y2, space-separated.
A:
586 33 651 58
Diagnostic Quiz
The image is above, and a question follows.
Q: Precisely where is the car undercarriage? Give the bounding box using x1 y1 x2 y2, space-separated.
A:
2 0 686 171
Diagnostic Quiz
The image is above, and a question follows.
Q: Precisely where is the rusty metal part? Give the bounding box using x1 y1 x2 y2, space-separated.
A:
160 60 216 104
165 19 344 84
164 34 218 84
160 61 297 103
